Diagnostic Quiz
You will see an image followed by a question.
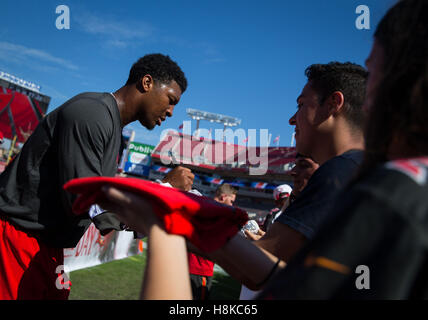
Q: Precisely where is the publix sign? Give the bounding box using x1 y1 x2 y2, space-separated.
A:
128 142 155 155
126 142 155 167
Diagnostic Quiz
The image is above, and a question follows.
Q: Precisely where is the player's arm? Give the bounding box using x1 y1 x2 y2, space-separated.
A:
255 222 307 263
187 234 286 290
204 215 306 289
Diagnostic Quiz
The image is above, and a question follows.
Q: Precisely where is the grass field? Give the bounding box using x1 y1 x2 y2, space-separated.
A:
68 252 241 300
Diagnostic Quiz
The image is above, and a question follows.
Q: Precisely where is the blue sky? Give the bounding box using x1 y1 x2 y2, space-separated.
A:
1 0 394 147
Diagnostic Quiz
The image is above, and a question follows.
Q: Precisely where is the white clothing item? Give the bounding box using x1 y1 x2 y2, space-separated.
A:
239 285 260 300
88 204 105 219
273 184 292 201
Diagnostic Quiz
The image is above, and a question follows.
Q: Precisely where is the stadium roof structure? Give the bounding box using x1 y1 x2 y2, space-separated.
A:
0 73 50 143
0 85 49 143
151 131 296 178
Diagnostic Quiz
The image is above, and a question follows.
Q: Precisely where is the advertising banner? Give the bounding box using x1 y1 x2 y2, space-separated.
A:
128 151 151 166
124 161 150 177
63 223 145 273
128 142 155 155
124 142 155 177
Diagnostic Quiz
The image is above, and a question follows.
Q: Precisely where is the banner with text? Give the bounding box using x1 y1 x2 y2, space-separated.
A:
63 223 146 273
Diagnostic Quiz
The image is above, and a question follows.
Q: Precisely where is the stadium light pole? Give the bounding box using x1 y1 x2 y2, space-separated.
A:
186 108 241 140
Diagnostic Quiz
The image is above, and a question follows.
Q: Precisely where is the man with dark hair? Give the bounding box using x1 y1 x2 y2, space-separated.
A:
123 54 188 130
191 61 368 291
304 62 367 131
0 53 192 300
187 183 237 300
126 54 188 90
253 62 367 266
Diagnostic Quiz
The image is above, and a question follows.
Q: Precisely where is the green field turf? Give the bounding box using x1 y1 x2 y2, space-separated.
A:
68 252 241 300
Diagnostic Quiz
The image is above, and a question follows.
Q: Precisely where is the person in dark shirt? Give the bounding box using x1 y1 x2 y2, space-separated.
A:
246 61 367 279
199 63 367 291
0 53 192 300
257 0 428 299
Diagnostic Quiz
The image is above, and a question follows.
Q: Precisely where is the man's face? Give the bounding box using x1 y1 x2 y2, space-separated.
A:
290 156 319 195
275 195 288 208
289 82 326 157
138 80 182 130
217 193 236 206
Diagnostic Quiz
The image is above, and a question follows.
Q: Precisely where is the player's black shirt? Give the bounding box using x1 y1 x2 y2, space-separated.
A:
259 157 428 299
0 92 122 248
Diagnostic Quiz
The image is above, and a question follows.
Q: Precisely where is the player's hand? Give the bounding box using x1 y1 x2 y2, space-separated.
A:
162 166 194 191
244 229 265 241
98 186 161 235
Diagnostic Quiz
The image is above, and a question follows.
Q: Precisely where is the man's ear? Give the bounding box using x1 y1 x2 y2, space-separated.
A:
139 74 154 92
326 91 345 116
